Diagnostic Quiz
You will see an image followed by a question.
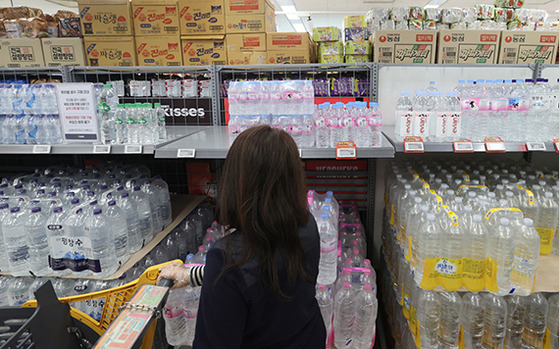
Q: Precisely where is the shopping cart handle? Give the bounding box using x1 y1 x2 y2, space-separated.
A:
157 278 175 288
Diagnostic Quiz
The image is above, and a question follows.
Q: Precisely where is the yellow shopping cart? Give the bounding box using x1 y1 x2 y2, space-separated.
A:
0 260 180 349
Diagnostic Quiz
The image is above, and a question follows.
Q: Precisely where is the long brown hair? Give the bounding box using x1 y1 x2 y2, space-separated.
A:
216 125 311 300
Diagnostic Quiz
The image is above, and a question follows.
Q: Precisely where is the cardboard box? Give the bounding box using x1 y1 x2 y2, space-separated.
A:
136 35 182 66
132 3 180 35
84 36 137 66
78 2 133 36
267 50 312 64
178 0 225 35
41 38 86 66
372 30 436 64
437 30 501 64
226 5 275 33
266 32 312 50
181 36 227 65
227 50 267 64
498 31 559 65
227 33 266 51
0 38 44 67
225 0 273 15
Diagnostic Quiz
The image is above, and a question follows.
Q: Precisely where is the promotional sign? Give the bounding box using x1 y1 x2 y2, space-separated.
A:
55 83 99 142
121 97 213 125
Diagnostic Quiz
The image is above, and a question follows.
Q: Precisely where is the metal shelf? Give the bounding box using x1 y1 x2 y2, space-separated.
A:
0 126 210 155
155 126 395 159
383 126 557 153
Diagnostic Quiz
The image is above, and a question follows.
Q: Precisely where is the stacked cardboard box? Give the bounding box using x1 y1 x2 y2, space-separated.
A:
0 38 45 67
313 27 342 63
133 0 182 66
79 0 137 66
498 31 559 64
266 32 314 64
372 30 437 64
343 16 371 63
437 30 501 64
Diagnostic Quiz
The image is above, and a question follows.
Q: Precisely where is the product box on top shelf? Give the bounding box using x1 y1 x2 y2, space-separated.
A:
225 5 275 34
319 54 343 64
41 37 86 66
228 50 267 64
437 30 501 64
0 38 45 67
498 31 559 65
319 41 343 56
225 0 273 15
345 40 370 55
312 26 340 42
132 0 180 36
267 49 314 64
178 0 225 35
372 30 436 64
345 55 369 63
136 35 182 66
78 0 133 36
266 32 312 50
84 35 137 66
181 35 227 65
227 33 266 64
344 28 368 42
343 15 366 29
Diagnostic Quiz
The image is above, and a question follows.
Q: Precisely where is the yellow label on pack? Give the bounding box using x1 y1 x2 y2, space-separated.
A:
402 291 411 320
484 257 499 293
510 268 535 291
415 320 421 348
484 207 522 221
406 236 412 262
436 195 443 212
517 185 535 205
423 182 430 195
421 257 462 291
535 227 555 255
443 206 459 227
389 204 395 225
462 258 485 292
459 326 465 349
410 306 418 337
543 328 551 349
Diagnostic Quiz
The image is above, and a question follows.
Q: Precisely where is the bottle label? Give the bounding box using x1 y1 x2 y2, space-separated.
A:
413 111 430 136
320 239 337 254
389 204 395 226
115 118 123 125
406 236 412 262
98 102 110 114
491 98 508 111
478 99 491 111
484 257 499 293
435 195 443 212
535 227 555 255
460 98 471 110
410 306 418 338
138 118 147 125
449 112 461 137
420 257 462 291
402 291 411 319
48 235 95 272
462 258 485 292
126 118 135 125
435 112 449 138
398 112 414 137
442 206 459 226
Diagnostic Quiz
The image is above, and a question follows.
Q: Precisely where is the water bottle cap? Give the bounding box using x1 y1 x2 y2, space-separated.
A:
500 218 510 226
364 283 372 291
318 284 327 290
103 84 111 88
199 246 206 252
545 192 553 198
495 79 504 83
476 79 484 84
505 80 512 83
65 185 73 190
134 186 141 191
537 78 545 82
446 91 457 96
186 254 194 260
464 205 472 212
364 259 371 266
343 281 351 289
321 213 329 220
108 200 116 206
0 203 8 210
71 198 80 205
533 185 541 191
89 200 98 205
345 257 353 265
352 240 359 246
53 207 62 213
473 214 482 222
523 218 534 226
322 205 330 212
432 91 443 96
154 103 161 107
30 206 41 213
353 248 360 255
401 91 410 96
10 207 20 213
36 189 45 194
526 79 534 83
414 197 422 203
468 191 476 198
458 80 465 84
93 208 102 215
426 214 435 221
467 80 474 84
117 104 125 108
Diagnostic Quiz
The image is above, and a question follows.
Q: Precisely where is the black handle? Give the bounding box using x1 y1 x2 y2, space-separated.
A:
157 278 175 288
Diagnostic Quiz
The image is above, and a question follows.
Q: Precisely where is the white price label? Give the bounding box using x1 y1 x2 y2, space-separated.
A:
336 147 356 159
93 145 111 154
404 142 424 153
453 141 474 152
177 149 196 158
485 142 506 152
526 142 546 152
33 145 51 154
125 145 143 154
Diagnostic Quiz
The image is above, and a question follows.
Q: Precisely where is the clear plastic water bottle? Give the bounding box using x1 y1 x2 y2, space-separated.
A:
183 286 200 346
395 91 414 140
334 281 355 349
547 294 559 349
414 213 440 285
2 207 30 276
114 104 127 144
511 218 540 296
0 203 11 272
535 190 558 255
25 206 51 276
126 104 139 144
163 288 188 346
353 283 377 349
522 293 548 348
153 103 166 142
437 291 462 349
416 288 439 348
481 293 507 349
317 213 337 285
98 85 116 145
505 295 526 349
489 217 515 295
316 284 333 340
412 91 430 139
142 180 163 233
131 186 154 244
46 206 72 276
461 292 484 349
7 277 32 306
106 200 129 265
464 214 488 291
84 208 118 278
446 91 462 142
116 192 142 254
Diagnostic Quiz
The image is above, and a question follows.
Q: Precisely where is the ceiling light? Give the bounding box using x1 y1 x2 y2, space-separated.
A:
286 13 299 20
281 5 297 13
293 23 307 32
555 9 559 12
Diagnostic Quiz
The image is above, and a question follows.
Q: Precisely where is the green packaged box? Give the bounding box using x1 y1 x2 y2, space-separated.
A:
319 54 343 63
343 15 366 29
344 40 370 55
345 55 369 63
319 41 343 55
312 26 341 42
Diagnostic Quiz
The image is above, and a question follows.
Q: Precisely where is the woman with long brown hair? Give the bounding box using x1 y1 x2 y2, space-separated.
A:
159 125 326 348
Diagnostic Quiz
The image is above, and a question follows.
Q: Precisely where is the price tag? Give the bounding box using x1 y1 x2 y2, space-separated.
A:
33 145 51 154
404 136 424 153
485 137 506 153
453 140 474 153
125 145 143 154
555 138 559 152
93 145 111 154
527 142 546 152
177 149 196 158
336 141 357 159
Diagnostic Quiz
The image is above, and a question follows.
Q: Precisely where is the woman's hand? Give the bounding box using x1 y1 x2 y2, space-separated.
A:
157 261 191 289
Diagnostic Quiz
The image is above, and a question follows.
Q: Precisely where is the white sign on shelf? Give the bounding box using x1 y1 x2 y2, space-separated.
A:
32 145 51 154
55 83 99 142
526 142 546 152
125 145 143 154
404 142 424 153
93 145 111 154
177 149 196 158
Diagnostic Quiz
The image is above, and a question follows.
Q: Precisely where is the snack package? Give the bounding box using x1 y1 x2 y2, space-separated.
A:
507 19 522 30
312 27 341 42
319 54 344 64
425 8 442 21
19 17 48 38
476 4 495 19
45 15 58 38
367 8 390 22
3 20 21 38
344 28 368 42
494 8 508 22
0 6 43 20
345 41 370 55
313 78 330 97
344 15 367 29
356 78 370 97
505 8 517 21
59 18 81 37
380 20 395 30
319 41 343 55
494 0 524 8
462 8 478 24
442 8 462 24
345 55 369 64
390 7 410 22
423 20 437 30
409 7 424 20
408 18 423 30
330 76 355 97
395 21 409 30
